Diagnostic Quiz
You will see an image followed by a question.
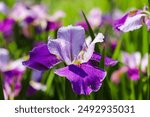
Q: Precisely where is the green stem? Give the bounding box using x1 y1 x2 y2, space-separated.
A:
147 31 150 99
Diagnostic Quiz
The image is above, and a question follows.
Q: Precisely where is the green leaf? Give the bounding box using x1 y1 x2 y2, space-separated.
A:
112 39 122 59
99 47 105 69
16 69 31 99
148 0 150 9
81 10 95 40
46 69 55 95
0 75 4 100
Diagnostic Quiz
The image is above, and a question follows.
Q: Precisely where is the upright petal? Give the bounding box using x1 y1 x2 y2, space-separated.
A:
55 63 106 95
57 25 85 61
48 37 72 65
23 44 61 71
77 33 104 63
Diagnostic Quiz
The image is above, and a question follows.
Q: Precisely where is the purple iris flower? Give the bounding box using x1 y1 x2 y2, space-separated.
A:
111 52 148 83
23 25 117 95
0 48 25 99
0 18 15 37
114 7 150 32
1 59 25 100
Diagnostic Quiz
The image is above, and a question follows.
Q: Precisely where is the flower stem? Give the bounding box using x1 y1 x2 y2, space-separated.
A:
147 31 150 99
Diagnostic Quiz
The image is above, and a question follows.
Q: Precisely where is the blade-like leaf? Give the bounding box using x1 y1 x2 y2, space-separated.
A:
99 46 105 69
0 75 4 100
81 10 95 40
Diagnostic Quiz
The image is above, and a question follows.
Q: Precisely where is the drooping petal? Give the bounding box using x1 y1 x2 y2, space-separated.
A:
23 44 61 71
89 52 118 66
55 63 106 95
57 25 85 60
127 68 140 80
114 10 146 32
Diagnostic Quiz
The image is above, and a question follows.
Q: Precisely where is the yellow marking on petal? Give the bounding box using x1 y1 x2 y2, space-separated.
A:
73 60 81 65
129 10 138 17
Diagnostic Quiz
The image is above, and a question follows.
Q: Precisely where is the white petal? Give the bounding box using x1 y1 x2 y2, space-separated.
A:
119 14 146 32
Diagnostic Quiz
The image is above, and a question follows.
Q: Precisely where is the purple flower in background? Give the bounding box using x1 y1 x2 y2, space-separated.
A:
0 18 15 37
46 11 66 31
114 7 150 32
1 59 25 99
76 8 102 30
27 70 46 96
111 52 148 83
0 48 9 69
0 2 8 14
122 52 141 80
0 48 25 99
9 3 32 22
23 25 117 95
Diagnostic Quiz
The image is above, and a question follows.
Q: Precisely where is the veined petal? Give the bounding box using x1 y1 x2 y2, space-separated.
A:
23 44 61 71
57 25 85 61
89 52 118 66
48 37 72 65
55 63 106 95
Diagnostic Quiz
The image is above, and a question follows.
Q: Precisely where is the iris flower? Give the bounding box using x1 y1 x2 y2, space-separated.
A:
111 52 148 84
114 7 150 32
23 25 117 95
0 48 25 99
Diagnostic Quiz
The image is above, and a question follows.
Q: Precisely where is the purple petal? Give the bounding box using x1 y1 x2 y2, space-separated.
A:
0 18 15 36
23 44 61 71
57 25 85 60
76 21 88 30
128 68 140 80
55 63 106 95
0 2 8 14
90 52 118 66
46 21 61 31
145 18 150 31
